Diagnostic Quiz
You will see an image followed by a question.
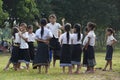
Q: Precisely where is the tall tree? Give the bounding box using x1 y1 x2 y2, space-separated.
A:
0 0 8 26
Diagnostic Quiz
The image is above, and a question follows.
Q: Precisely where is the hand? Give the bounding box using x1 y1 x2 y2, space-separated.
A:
19 33 22 37
44 40 49 45
61 18 65 22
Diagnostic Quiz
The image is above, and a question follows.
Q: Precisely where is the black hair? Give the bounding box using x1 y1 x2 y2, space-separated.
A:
73 23 81 41
27 25 33 30
87 22 96 30
107 28 115 35
12 27 19 37
40 18 48 38
64 23 71 44
49 14 57 19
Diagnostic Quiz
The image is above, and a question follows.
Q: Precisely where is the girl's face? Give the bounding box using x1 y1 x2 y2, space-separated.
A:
87 26 91 31
49 17 56 24
28 28 33 33
106 31 111 36
19 26 26 32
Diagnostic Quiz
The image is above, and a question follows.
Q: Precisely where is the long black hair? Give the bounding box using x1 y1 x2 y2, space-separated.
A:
40 18 48 38
12 27 19 38
73 23 81 41
64 23 71 44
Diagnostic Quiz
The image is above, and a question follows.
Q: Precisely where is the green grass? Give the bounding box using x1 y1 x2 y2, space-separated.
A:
0 51 120 80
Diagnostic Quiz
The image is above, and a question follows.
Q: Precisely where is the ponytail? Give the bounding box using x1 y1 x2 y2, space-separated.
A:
66 31 69 44
41 26 44 38
64 23 71 44
77 32 81 41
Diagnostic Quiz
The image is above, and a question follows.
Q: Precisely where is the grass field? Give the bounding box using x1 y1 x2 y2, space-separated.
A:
0 51 120 80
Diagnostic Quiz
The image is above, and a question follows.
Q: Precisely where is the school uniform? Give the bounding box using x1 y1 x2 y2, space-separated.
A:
71 34 83 65
33 27 53 67
47 23 62 50
87 31 96 67
82 35 88 67
19 32 30 64
59 32 72 67
105 35 117 60
28 33 36 61
10 33 20 64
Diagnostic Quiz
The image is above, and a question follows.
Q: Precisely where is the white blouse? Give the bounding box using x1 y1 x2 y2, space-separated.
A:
59 32 73 44
47 23 62 38
35 27 53 40
28 33 36 42
20 32 29 49
107 35 117 45
13 33 21 43
87 31 96 46
72 33 83 44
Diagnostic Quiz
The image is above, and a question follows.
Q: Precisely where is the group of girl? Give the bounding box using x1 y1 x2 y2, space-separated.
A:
4 14 117 74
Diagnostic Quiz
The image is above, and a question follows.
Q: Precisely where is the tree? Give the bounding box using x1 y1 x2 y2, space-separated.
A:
3 0 39 24
0 0 8 27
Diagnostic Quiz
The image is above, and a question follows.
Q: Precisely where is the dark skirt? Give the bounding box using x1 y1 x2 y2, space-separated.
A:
105 45 113 60
87 45 96 67
49 37 61 50
28 42 35 61
53 49 61 60
33 42 49 67
60 44 72 67
71 44 82 65
18 49 30 64
82 48 88 67
10 46 19 64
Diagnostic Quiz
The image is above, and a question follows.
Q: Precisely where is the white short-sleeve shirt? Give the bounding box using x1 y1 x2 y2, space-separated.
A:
28 33 36 42
20 32 29 49
72 33 83 44
13 33 21 43
47 23 62 38
107 35 117 45
35 27 53 40
87 31 96 46
59 32 73 44
83 35 88 46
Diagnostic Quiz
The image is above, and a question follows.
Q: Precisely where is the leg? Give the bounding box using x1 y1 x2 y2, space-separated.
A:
103 60 109 71
53 59 56 67
4 61 11 71
45 65 48 73
26 63 29 71
68 66 72 74
75 65 80 74
38 66 41 74
62 66 65 73
109 60 112 70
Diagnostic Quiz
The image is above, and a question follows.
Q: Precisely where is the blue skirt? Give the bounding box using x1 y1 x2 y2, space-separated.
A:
71 44 82 65
10 46 19 64
60 44 72 67
105 45 113 60
87 45 96 67
82 48 88 67
33 42 50 67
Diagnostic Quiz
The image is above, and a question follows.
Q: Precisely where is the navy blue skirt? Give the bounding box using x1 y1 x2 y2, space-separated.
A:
60 44 72 67
87 45 96 67
28 42 35 61
82 48 88 67
18 49 30 64
33 42 50 67
10 46 19 64
105 45 113 60
71 44 82 65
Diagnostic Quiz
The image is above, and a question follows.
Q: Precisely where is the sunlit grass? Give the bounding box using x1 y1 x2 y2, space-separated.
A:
0 51 120 80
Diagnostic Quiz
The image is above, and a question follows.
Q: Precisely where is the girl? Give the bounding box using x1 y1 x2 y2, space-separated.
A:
33 18 53 74
71 24 83 74
82 28 89 71
103 28 117 71
59 23 72 74
18 23 30 71
85 22 96 73
4 27 20 71
27 25 36 62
